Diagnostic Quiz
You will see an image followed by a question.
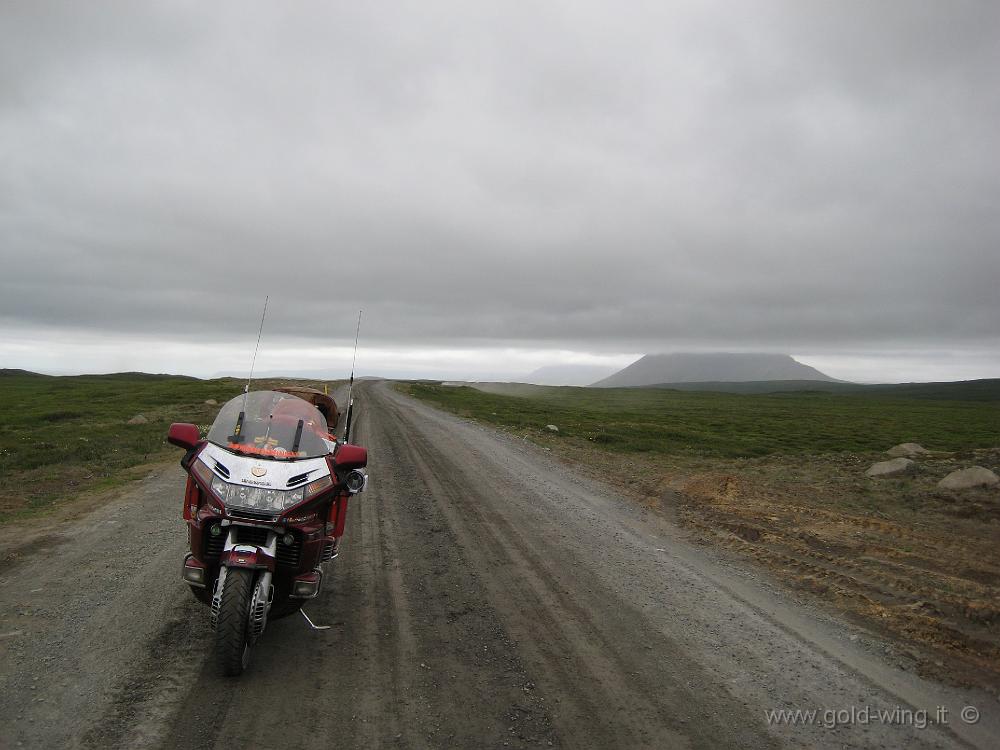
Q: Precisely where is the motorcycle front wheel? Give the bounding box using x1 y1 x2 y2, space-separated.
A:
215 568 254 676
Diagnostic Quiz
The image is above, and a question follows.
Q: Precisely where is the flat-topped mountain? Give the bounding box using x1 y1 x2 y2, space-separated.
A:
592 353 838 388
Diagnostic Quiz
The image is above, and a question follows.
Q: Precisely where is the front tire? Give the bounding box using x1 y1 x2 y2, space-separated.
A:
215 568 254 676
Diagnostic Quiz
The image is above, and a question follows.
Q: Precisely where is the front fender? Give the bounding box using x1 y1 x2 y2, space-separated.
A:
220 544 275 572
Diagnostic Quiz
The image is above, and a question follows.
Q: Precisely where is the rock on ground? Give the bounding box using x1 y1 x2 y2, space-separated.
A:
546 424 559 433
204 399 218 406
937 466 1000 490
887 443 929 458
866 458 915 478
127 414 149 425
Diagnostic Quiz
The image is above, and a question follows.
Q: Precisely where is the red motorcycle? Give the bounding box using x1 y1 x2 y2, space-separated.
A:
167 389 367 675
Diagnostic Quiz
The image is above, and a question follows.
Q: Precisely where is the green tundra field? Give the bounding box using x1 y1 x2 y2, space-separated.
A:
401 380 1000 458
0 370 339 523
0 370 237 522
3 370 997 524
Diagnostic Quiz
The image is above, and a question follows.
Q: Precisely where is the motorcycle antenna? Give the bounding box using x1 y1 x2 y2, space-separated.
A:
246 294 269 396
230 294 269 443
343 309 362 443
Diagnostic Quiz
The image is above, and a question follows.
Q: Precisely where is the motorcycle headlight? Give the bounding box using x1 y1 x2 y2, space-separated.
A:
209 476 305 513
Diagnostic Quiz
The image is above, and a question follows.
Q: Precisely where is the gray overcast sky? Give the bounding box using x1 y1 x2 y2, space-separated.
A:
2 1 998 382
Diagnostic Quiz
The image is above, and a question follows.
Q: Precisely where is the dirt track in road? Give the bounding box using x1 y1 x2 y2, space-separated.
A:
1 381 997 749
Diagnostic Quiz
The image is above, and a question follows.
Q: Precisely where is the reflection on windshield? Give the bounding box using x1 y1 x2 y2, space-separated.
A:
206 391 332 459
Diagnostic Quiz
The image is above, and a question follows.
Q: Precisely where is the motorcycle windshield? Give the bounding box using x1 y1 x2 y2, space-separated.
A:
206 391 332 459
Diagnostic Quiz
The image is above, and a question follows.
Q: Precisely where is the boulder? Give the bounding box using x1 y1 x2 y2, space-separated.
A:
887 442 929 458
937 466 999 490
865 458 915 478
546 424 559 433
204 399 218 406
127 414 148 425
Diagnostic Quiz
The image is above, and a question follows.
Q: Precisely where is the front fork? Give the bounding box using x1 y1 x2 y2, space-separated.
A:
210 528 276 645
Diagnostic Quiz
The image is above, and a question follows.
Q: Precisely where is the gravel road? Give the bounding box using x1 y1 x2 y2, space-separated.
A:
1 380 996 749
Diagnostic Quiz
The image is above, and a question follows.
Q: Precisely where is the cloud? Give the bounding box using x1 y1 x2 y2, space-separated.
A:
2 1 998 378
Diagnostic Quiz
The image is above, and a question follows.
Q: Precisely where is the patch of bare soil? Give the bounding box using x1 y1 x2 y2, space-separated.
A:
0 459 174 573
541 438 1000 696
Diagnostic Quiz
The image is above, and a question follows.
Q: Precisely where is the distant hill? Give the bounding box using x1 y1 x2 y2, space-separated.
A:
79 371 201 381
841 378 1000 401
641 380 857 394
0 368 48 378
640 378 1000 401
593 353 838 388
522 364 621 386
0 369 199 381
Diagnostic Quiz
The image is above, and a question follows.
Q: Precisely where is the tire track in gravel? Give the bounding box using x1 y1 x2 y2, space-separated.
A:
341 385 560 749
81 607 212 749
371 385 763 749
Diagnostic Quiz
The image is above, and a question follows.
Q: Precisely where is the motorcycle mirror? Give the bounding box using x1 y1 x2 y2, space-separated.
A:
167 423 201 450
334 443 367 469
